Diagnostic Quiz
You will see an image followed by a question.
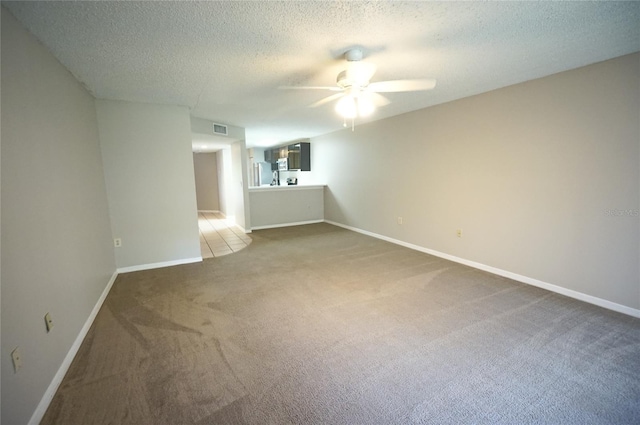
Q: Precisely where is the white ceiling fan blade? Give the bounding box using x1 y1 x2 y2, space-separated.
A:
279 85 343 91
368 92 391 107
368 79 436 92
309 92 345 108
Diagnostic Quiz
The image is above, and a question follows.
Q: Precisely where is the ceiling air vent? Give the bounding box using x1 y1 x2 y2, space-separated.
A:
213 123 228 136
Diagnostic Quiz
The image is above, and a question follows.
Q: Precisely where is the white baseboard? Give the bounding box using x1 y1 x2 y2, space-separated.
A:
29 270 119 425
117 257 202 273
198 210 220 213
325 220 640 319
235 224 250 234
251 219 324 231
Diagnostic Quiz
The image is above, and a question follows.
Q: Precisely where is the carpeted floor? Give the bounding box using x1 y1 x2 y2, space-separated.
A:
42 223 640 424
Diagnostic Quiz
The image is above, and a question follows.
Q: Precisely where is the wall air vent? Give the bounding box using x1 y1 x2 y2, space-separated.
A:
213 123 228 136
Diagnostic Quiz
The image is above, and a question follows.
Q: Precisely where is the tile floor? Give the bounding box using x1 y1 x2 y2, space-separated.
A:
198 211 252 258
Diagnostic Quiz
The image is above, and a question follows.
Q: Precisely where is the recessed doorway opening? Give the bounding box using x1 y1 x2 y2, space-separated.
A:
198 212 251 258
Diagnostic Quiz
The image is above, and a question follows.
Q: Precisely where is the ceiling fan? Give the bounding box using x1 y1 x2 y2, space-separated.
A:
281 49 436 127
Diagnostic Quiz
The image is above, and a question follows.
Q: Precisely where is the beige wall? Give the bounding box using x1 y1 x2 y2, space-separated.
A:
193 152 220 211
231 140 250 230
249 187 324 229
96 100 201 269
1 9 116 425
311 53 639 311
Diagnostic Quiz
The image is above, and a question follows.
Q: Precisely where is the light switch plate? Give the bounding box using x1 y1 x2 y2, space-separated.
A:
45 312 54 332
11 347 22 372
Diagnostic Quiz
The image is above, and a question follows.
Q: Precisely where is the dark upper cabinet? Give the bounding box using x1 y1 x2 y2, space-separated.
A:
287 142 310 171
299 142 310 171
264 148 279 170
264 149 275 163
287 144 300 170
264 141 310 171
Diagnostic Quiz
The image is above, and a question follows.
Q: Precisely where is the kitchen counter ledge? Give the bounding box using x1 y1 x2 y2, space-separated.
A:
248 184 325 192
248 185 325 229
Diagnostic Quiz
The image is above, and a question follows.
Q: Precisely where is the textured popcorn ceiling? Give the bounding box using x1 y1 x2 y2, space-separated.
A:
4 1 640 148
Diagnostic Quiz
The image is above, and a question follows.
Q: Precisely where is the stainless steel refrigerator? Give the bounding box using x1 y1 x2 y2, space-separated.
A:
252 161 274 186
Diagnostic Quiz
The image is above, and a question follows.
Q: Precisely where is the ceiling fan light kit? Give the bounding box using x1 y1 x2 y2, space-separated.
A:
284 48 436 130
335 94 375 119
335 95 357 119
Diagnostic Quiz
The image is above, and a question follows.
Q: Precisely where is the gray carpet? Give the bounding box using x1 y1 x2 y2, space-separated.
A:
42 223 640 424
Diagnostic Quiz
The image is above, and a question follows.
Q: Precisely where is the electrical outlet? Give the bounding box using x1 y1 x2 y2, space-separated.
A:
11 347 22 373
114 238 122 248
457 228 463 238
45 312 54 332
397 217 403 225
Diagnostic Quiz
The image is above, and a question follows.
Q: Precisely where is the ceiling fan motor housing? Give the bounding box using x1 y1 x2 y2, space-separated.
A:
344 48 363 62
338 49 379 90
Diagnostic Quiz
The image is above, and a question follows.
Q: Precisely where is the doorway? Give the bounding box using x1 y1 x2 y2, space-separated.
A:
198 211 252 258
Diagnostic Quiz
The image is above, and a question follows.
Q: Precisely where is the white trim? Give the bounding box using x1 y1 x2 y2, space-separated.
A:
29 270 119 425
25 222 639 424
324 220 640 319
248 185 325 193
117 257 202 274
197 210 220 213
251 219 324 231
234 224 250 234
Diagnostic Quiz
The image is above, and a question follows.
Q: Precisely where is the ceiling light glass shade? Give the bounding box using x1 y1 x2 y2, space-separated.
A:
335 95 357 118
357 96 375 117
335 94 376 119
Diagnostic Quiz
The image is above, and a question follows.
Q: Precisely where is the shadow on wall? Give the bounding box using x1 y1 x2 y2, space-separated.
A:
323 187 347 224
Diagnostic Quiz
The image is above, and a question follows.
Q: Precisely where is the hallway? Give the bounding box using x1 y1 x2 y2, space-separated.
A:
198 211 252 258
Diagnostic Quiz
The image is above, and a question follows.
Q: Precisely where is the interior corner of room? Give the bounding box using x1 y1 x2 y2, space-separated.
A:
1 2 639 425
